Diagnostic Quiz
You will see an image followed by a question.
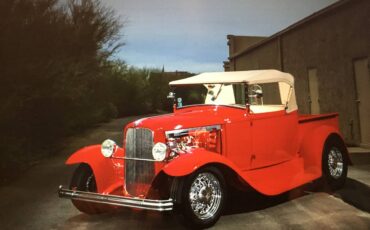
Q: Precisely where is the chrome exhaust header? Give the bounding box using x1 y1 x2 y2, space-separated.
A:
58 185 173 211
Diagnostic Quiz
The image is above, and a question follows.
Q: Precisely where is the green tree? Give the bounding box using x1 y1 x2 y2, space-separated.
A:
0 0 123 184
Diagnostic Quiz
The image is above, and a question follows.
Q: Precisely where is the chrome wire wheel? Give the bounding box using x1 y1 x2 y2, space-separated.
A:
188 172 222 220
322 137 348 191
328 147 344 179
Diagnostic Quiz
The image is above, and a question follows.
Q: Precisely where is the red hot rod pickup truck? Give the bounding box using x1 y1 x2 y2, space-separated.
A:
59 70 349 228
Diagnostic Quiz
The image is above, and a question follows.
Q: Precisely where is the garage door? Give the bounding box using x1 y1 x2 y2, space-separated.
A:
354 58 370 148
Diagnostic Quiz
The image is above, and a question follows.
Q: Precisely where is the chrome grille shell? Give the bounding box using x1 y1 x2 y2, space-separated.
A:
124 128 155 197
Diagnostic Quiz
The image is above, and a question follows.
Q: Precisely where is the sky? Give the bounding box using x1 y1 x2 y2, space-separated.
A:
105 0 337 73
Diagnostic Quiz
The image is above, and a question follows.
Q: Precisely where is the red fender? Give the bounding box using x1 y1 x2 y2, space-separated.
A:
163 148 243 177
299 125 342 175
66 145 124 194
163 149 292 195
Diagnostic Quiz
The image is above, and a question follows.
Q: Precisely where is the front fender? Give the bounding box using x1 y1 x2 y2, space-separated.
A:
162 149 243 177
66 145 124 194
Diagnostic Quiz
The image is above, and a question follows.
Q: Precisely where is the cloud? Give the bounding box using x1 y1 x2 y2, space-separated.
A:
106 0 338 72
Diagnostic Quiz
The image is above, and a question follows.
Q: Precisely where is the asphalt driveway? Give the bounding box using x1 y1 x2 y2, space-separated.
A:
0 117 369 230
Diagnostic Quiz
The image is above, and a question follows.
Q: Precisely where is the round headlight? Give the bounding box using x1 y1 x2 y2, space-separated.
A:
101 139 117 158
152 142 167 161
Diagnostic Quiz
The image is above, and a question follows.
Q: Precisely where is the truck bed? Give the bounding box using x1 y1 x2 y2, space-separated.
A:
298 113 339 124
242 112 342 195
297 112 340 148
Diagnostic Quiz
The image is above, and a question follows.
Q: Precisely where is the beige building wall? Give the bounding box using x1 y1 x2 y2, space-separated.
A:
227 35 266 57
233 38 281 71
226 0 370 145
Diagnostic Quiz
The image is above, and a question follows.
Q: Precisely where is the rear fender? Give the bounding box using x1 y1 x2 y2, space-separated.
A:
299 125 347 174
66 145 124 194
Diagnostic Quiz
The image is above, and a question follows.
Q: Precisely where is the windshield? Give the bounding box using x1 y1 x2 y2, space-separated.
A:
174 83 247 108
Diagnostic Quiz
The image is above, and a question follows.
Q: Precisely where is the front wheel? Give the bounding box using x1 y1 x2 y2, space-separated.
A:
69 163 102 214
322 138 348 190
180 166 226 229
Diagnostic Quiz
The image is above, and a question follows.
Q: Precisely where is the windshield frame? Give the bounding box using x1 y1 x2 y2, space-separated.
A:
169 82 250 110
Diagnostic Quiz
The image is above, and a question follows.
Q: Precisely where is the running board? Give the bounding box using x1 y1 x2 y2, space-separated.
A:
58 186 173 211
241 157 321 196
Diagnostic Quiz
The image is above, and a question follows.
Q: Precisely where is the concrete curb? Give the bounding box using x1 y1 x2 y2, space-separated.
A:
348 147 370 165
348 147 370 154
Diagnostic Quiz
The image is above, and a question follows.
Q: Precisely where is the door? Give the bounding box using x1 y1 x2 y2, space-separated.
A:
225 117 252 171
308 68 320 114
354 58 370 148
250 111 298 169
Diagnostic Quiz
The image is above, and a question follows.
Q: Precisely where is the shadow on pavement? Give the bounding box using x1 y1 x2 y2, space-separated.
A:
64 208 184 230
224 177 370 215
224 186 305 215
334 178 370 213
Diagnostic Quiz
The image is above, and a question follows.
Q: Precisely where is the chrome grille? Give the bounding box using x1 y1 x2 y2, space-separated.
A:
124 128 155 196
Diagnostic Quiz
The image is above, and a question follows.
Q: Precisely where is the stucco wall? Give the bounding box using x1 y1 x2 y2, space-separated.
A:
232 38 281 71
228 0 370 144
228 36 266 56
281 0 370 144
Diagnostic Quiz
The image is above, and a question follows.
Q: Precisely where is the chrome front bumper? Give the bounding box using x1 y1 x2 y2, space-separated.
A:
58 186 173 211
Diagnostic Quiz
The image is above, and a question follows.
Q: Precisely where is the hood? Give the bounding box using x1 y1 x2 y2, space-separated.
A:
128 105 246 133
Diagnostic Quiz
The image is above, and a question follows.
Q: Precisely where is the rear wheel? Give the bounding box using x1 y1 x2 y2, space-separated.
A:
322 138 348 190
180 166 226 229
70 163 102 214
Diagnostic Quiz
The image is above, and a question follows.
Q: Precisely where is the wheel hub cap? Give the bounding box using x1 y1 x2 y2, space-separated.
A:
189 172 222 220
328 147 344 179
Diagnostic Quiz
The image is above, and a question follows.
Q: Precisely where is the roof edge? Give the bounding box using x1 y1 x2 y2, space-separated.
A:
169 70 294 86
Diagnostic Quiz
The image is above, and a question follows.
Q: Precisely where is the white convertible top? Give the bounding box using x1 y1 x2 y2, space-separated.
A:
169 69 294 86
